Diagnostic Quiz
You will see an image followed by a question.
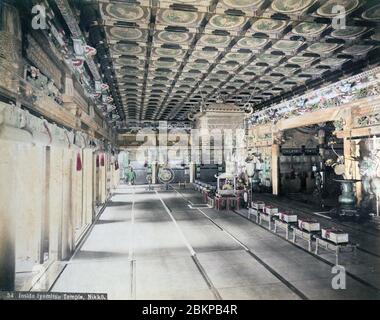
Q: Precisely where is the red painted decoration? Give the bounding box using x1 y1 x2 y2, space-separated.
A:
96 154 100 168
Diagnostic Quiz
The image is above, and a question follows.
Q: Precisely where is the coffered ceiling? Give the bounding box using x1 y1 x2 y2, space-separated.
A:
90 0 380 128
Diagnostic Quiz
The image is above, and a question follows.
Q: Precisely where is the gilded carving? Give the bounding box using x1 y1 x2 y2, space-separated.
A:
333 118 346 131
26 35 63 90
355 114 380 128
250 67 380 126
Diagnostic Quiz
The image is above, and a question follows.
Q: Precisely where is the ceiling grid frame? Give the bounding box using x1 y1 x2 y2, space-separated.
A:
94 0 380 129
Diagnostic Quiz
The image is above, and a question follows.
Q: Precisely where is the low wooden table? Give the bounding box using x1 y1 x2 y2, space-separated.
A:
314 235 358 265
258 206 278 230
248 208 260 223
290 226 319 252
259 212 275 230
273 217 296 240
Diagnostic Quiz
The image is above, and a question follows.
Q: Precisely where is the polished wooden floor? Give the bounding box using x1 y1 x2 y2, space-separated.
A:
50 185 380 300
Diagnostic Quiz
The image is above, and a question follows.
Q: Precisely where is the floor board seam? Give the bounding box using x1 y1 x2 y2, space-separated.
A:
155 190 222 300
195 207 309 300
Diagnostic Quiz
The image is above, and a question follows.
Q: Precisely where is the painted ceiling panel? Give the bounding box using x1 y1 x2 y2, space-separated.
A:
94 0 380 127
156 8 205 27
105 26 149 42
110 43 147 56
316 0 360 17
362 4 380 21
206 13 249 31
291 22 328 37
250 19 289 34
100 2 151 23
154 30 195 45
271 0 316 14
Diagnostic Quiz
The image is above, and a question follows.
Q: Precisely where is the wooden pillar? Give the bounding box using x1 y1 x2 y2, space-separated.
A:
271 129 282 196
343 137 354 179
343 136 363 203
189 162 195 183
341 109 362 202
152 162 157 184
355 140 362 203
271 143 280 196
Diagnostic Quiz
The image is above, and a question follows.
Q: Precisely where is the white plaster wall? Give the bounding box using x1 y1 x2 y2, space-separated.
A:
48 147 64 261
0 130 117 269
83 149 94 226
72 150 83 239
0 138 45 269
15 144 45 266
60 148 74 260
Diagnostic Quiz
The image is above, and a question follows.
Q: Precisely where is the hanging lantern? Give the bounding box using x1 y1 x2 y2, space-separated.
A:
101 154 105 167
76 152 82 171
96 154 100 168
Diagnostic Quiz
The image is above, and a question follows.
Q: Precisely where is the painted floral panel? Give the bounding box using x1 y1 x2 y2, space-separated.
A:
208 14 247 30
251 19 287 33
272 0 314 13
362 4 380 21
105 4 150 22
317 0 359 17
292 22 328 36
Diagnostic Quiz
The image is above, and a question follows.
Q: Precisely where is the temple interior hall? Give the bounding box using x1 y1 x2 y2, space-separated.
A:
2 0 380 301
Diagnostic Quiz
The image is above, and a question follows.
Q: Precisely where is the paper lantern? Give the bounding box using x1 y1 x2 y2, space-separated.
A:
76 152 82 171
